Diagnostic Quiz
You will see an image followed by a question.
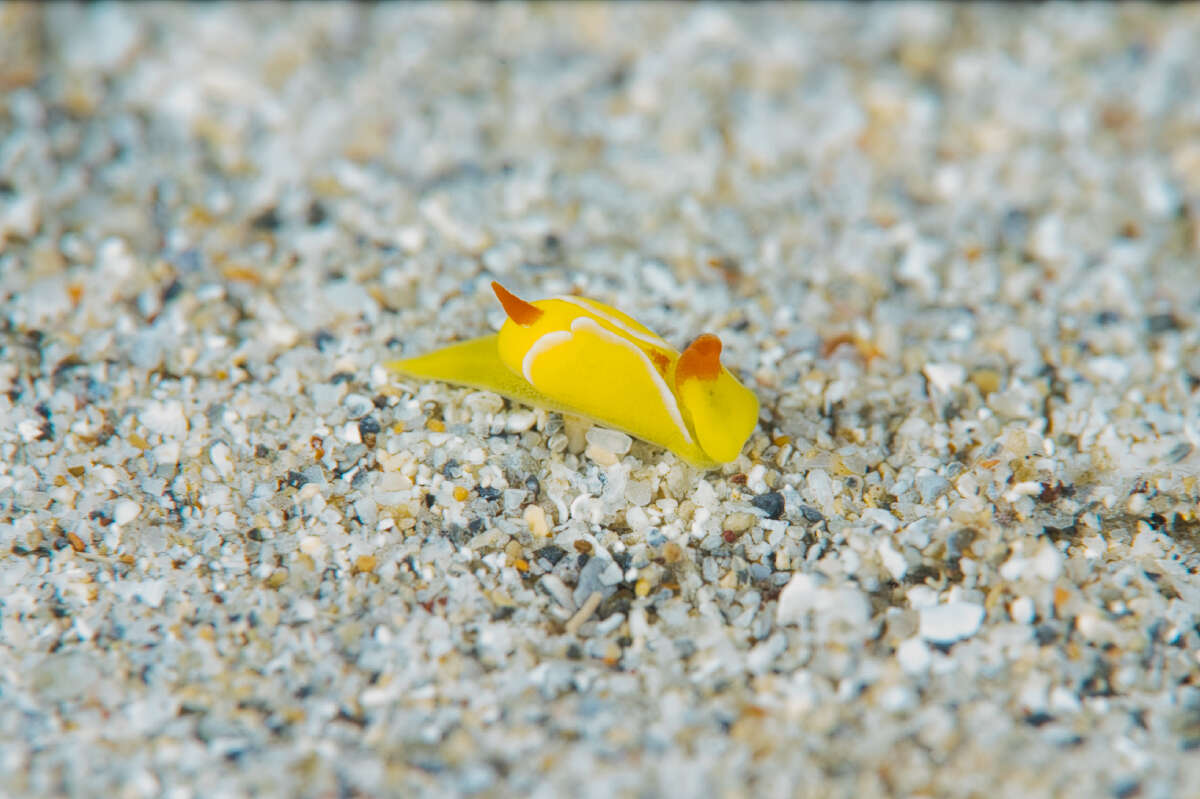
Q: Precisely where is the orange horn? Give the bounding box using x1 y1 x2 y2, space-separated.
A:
492 282 543 326
675 333 723 387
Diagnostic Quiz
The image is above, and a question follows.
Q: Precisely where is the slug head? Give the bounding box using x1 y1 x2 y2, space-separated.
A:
675 334 759 463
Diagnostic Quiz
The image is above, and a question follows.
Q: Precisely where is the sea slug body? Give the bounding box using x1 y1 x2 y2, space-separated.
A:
387 282 759 468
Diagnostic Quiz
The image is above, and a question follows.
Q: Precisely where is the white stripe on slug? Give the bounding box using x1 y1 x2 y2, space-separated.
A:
553 296 669 350
522 330 572 383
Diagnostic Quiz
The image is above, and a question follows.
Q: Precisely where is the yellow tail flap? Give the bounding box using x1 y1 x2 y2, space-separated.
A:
387 335 551 408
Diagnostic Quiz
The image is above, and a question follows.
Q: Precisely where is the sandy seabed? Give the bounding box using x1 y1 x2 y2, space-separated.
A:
2 4 1200 798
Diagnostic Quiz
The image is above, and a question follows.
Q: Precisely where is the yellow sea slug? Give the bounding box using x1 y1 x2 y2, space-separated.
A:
387 282 759 468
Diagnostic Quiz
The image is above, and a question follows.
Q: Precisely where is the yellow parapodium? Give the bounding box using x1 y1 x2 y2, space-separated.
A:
387 282 759 468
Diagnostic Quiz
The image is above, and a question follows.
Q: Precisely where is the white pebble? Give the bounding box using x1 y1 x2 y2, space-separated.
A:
152 441 180 466
344 393 373 419
624 480 653 507
746 464 768 494
777 573 819 625
878 539 908 581
880 684 917 713
1086 356 1131 384
293 599 317 622
585 427 632 455
922 362 966 394
503 489 527 512
523 504 550 537
506 410 537 433
539 574 574 610
807 469 834 510
723 512 755 532
1003 481 1043 502
1049 686 1082 714
135 580 166 609
899 238 941 296
827 587 871 627
395 226 425 253
354 497 378 528
113 499 141 526
776 574 870 628
18 419 42 442
625 505 650 533
299 535 325 557
746 633 788 675
1 195 39 241
323 282 380 319
919 602 985 644
1030 214 1065 262
598 560 624 587
860 508 900 532
98 236 135 278
916 472 951 504
897 637 932 674
209 442 234 478
1009 596 1036 625
1032 544 1063 581
585 444 619 467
